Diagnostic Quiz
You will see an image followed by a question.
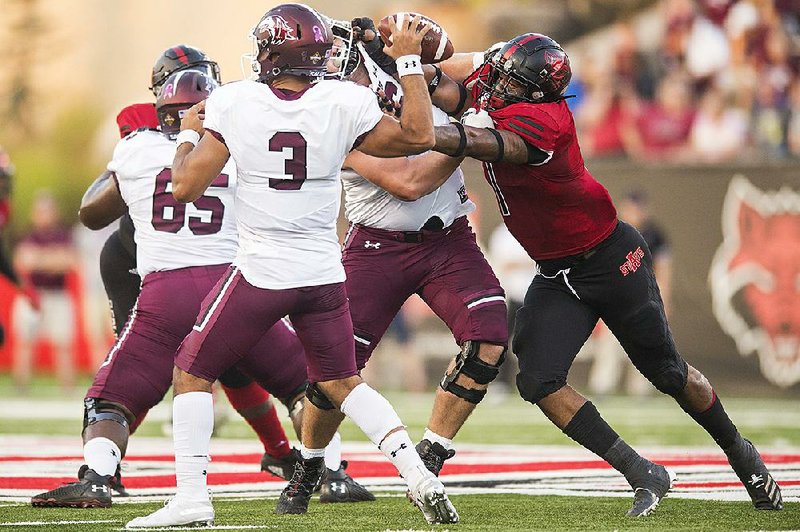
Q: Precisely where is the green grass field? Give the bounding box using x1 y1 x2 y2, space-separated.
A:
2 495 798 531
1 376 798 530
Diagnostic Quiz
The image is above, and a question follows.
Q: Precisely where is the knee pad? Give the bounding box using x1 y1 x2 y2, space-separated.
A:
83 397 132 434
647 358 688 396
281 382 308 418
305 382 336 410
516 373 566 405
440 341 506 404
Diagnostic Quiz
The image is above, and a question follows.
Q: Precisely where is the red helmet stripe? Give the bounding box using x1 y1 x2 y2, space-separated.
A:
172 46 190 65
515 34 540 48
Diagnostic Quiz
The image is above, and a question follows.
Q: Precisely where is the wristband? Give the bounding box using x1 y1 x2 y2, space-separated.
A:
396 54 423 77
176 129 200 147
452 122 467 158
428 65 443 95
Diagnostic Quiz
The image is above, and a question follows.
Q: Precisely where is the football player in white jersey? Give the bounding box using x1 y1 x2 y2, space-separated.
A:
128 4 458 528
328 20 509 479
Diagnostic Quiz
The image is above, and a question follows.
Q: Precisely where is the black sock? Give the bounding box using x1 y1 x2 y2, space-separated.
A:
683 392 741 451
562 402 651 485
562 401 620 457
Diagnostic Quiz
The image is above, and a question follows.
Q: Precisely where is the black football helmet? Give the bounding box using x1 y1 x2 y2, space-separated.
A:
150 44 221 97
156 70 218 137
249 3 334 83
477 33 572 110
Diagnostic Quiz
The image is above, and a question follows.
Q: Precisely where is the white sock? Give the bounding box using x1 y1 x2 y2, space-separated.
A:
340 383 423 479
173 392 213 502
324 432 342 470
83 437 121 477
423 428 453 451
300 445 326 460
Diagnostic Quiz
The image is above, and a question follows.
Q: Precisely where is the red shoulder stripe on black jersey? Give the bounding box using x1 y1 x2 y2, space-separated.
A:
507 121 542 140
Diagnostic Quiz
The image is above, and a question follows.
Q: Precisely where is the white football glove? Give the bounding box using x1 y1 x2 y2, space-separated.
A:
461 108 494 129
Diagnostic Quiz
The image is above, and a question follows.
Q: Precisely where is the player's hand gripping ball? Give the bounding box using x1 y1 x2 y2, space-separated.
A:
377 12 454 64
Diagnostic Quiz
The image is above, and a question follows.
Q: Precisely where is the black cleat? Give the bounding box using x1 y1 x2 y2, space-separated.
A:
319 460 375 503
78 463 129 497
261 448 301 481
726 438 783 510
416 439 455 476
31 467 113 508
275 456 325 515
626 463 675 517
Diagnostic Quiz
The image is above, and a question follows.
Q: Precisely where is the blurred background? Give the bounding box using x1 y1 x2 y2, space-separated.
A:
0 0 798 401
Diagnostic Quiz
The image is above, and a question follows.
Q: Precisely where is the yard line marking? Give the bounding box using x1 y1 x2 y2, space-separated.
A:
0 520 118 526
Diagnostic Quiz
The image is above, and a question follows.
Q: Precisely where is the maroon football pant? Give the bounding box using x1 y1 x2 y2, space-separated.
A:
88 264 308 427
342 216 508 370
176 266 357 384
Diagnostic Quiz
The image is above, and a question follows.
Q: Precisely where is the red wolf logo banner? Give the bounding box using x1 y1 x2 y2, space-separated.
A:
709 175 800 387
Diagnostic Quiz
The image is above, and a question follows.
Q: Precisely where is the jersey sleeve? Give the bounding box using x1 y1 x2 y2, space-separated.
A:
202 85 234 146
490 103 558 156
350 84 384 139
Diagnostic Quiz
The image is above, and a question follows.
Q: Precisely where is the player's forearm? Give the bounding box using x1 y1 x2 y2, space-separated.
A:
79 171 127 230
433 125 529 164
404 152 464 199
396 72 434 153
172 143 209 203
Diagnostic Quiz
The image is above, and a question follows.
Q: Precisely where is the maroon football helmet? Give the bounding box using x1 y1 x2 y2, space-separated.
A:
150 44 221 97
250 3 334 83
156 70 218 137
476 33 572 110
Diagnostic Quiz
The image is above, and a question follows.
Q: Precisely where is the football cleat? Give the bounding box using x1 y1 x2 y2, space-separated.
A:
125 496 214 528
626 464 675 517
408 465 459 524
416 439 456 476
261 447 301 481
319 460 376 503
275 456 325 515
726 438 783 510
31 467 112 508
78 463 129 497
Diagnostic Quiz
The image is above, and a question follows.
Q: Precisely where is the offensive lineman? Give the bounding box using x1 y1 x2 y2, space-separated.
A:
332 19 508 476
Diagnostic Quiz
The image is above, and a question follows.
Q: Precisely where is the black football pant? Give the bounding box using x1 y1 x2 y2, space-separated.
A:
513 220 687 404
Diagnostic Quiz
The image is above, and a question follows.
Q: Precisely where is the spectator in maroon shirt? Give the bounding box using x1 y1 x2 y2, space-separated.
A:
13 190 79 393
622 71 696 162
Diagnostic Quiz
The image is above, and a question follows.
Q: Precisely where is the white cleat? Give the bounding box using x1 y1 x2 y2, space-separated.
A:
125 496 214 529
408 466 459 524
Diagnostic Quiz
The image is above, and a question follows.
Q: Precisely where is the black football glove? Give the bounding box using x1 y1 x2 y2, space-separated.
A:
351 16 397 75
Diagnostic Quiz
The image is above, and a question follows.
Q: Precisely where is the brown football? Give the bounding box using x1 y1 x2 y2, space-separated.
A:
377 12 454 64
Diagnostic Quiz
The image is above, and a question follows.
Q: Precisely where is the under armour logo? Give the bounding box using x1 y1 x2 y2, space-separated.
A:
390 443 407 458
364 240 381 249
330 481 346 494
91 484 109 493
749 473 764 488
404 61 418 69
111 449 117 457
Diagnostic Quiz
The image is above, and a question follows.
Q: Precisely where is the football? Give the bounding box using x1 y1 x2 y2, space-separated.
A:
377 12 454 64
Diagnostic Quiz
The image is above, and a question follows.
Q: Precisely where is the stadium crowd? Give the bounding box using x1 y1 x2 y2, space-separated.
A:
575 0 800 162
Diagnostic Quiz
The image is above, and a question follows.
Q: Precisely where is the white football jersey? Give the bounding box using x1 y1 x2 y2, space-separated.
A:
203 79 383 289
342 47 475 231
108 129 238 277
